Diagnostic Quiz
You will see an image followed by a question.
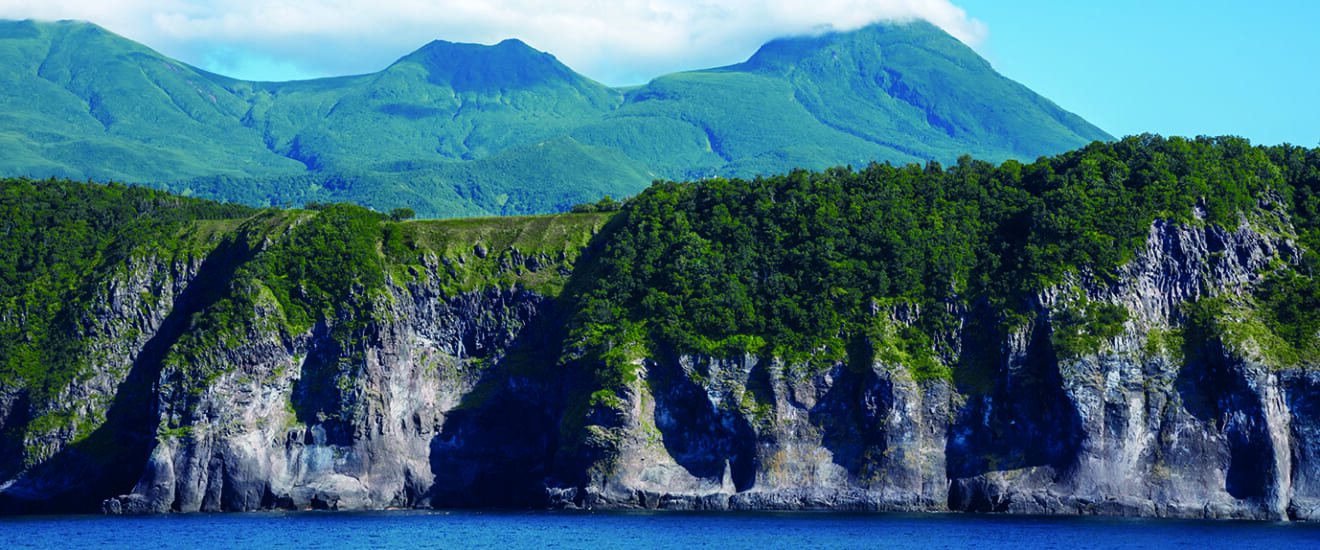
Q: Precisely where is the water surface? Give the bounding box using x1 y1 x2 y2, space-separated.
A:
2 510 1316 549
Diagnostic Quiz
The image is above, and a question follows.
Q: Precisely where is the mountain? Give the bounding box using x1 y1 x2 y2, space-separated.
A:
577 22 1110 176
0 20 305 182
0 19 1112 216
3 137 1320 517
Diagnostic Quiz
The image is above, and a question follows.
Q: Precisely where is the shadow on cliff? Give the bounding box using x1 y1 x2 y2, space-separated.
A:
811 338 901 487
0 232 260 513
0 392 32 485
1175 338 1271 500
645 349 757 492
426 291 569 508
944 314 1084 511
423 211 762 507
289 322 361 447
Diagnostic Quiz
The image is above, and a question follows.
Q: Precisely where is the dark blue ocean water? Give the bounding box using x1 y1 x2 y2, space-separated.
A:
1 510 1316 550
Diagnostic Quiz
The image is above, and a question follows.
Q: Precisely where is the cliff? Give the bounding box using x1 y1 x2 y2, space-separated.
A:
0 202 1311 520
557 206 1320 521
0 204 613 514
2 137 1320 519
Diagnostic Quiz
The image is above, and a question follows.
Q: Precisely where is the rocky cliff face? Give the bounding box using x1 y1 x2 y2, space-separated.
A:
101 253 570 514
2 208 1318 520
558 205 1320 521
0 250 207 513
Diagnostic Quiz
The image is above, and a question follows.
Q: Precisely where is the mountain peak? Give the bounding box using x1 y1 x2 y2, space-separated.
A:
495 38 531 49
692 19 1110 156
737 20 987 73
394 37 581 92
2 19 127 50
0 16 1111 217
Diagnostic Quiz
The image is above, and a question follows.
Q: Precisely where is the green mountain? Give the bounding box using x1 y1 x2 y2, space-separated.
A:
0 19 1112 217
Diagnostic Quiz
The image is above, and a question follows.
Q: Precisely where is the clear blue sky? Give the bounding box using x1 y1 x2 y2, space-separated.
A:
3 1 1316 147
955 0 1320 146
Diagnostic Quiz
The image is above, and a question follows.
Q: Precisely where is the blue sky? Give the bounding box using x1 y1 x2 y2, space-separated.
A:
2 1 1316 147
954 0 1320 147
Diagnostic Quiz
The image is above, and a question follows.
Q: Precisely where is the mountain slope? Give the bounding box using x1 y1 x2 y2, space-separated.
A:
240 38 623 172
0 19 1113 216
0 19 303 182
572 21 1110 180
734 21 1108 161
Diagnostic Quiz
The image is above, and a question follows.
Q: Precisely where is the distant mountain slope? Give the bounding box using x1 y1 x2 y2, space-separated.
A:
240 38 624 172
733 22 1108 162
577 22 1111 179
0 19 1113 217
0 19 304 182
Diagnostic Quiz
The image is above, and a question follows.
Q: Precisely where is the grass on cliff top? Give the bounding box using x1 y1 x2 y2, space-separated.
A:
403 211 616 296
411 212 613 255
172 209 309 254
190 205 613 340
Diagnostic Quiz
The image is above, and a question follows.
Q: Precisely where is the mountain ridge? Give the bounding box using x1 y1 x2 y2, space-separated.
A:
0 18 1112 217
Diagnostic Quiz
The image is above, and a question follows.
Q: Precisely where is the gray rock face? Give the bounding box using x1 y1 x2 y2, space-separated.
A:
564 208 1320 521
98 275 566 514
2 208 1319 519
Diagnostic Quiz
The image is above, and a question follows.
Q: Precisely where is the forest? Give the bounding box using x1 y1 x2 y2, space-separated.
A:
3 135 1320 405
572 135 1320 383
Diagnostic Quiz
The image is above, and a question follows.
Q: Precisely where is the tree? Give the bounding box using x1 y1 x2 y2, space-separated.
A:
388 207 416 222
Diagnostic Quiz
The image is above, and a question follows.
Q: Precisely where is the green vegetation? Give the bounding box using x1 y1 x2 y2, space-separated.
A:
157 205 614 400
5 134 1320 461
1176 269 1320 368
573 135 1320 391
0 176 256 400
1257 269 1320 349
258 204 392 332
870 316 950 383
0 19 1107 218
404 211 615 296
1050 298 1130 359
0 173 615 455
570 195 626 213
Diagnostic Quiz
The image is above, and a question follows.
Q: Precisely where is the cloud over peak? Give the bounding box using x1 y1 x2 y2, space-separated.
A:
2 0 987 84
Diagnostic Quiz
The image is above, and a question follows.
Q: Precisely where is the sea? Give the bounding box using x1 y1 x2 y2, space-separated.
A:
1 509 1317 549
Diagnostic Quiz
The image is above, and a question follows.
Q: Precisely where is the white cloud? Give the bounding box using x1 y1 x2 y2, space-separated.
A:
0 0 987 84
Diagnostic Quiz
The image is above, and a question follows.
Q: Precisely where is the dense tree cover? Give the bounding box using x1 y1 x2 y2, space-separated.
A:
4 135 1320 403
1266 144 1320 252
1256 270 1320 349
389 208 416 222
569 196 625 213
257 204 400 333
162 202 416 372
0 177 257 398
575 135 1320 370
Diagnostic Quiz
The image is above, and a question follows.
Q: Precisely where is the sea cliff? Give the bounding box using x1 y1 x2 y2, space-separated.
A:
3 136 1320 520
